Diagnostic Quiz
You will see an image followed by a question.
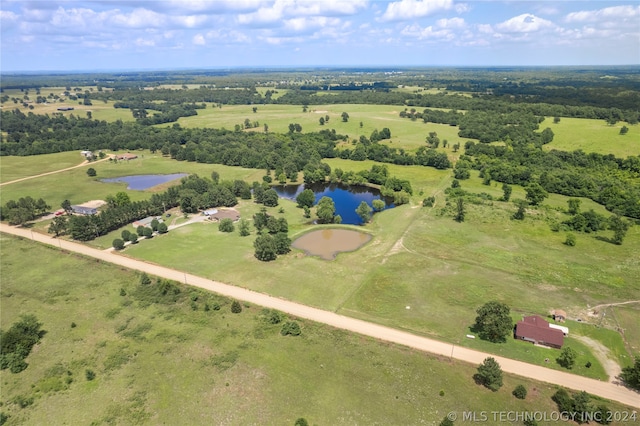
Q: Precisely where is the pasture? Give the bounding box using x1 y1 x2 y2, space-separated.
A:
2 234 600 425
0 151 86 183
543 117 638 158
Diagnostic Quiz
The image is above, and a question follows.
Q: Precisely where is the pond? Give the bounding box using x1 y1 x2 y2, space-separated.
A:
292 229 372 260
273 182 394 225
100 173 188 190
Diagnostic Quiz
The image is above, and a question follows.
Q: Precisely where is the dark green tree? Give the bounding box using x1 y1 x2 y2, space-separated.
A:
238 219 250 236
341 112 349 122
113 238 125 250
48 216 68 237
475 357 503 391
61 199 72 213
150 218 160 232
262 189 279 207
137 225 146 236
513 200 527 220
121 229 131 240
296 189 315 208
564 233 576 246
355 201 373 223
512 384 527 399
620 357 640 391
274 232 291 255
231 301 242 313
86 167 96 177
567 198 581 215
474 301 512 343
281 321 301 336
316 196 336 224
294 418 308 426
129 233 138 244
524 183 548 206
143 227 153 238
254 234 277 261
501 183 512 202
454 198 465 222
557 347 577 369
372 199 386 211
609 215 630 245
157 222 168 234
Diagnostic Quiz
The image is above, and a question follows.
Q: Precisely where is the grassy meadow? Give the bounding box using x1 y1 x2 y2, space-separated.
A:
543 117 638 158
4 234 614 425
0 151 86 183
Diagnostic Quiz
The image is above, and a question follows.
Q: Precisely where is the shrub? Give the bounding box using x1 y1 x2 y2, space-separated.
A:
219 218 235 233
512 384 527 399
86 168 96 177
231 301 242 314
475 357 503 391
121 229 131 240
136 225 146 236
112 238 125 250
129 233 138 244
281 321 301 336
422 197 435 207
564 233 576 246
157 222 168 233
85 369 96 381
143 227 153 238
294 419 308 426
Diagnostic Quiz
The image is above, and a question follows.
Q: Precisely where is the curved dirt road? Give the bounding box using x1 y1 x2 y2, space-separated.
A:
2 224 639 409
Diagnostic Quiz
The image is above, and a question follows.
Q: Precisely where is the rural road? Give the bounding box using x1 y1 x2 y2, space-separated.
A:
0 155 112 187
2 223 639 409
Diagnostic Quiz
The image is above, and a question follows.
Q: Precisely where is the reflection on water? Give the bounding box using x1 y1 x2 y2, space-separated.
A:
273 182 394 225
292 229 372 260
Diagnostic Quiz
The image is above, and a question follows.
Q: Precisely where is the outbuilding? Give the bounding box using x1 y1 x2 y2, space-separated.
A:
71 205 98 215
515 315 564 349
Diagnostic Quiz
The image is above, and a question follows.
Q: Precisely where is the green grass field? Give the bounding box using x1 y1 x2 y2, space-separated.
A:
543 117 639 158
0 152 86 183
7 235 620 425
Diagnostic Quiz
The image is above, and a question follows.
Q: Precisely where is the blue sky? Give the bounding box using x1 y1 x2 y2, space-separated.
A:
1 1 639 71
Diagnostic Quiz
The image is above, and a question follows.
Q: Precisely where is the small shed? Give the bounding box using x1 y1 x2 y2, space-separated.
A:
203 209 219 216
552 309 567 322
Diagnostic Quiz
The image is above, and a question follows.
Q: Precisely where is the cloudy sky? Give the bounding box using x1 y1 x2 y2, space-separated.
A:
1 1 639 71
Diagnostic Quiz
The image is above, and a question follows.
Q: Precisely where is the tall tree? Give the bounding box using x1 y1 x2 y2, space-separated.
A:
620 357 640 391
48 216 68 237
454 198 465 222
316 196 336 224
254 234 277 261
475 357 503 391
296 189 315 208
524 183 548 206
341 112 349 122
474 301 512 343
567 198 581 215
501 183 512 202
355 201 373 223
557 347 577 369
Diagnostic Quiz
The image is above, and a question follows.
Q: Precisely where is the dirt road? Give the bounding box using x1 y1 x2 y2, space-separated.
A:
2 223 638 409
0 156 112 187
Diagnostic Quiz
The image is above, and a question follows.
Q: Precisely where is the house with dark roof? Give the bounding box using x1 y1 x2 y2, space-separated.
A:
515 315 564 349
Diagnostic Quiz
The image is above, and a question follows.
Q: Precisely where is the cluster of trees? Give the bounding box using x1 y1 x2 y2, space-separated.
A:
0 315 44 373
252 208 291 261
552 389 615 425
0 196 50 225
473 301 513 343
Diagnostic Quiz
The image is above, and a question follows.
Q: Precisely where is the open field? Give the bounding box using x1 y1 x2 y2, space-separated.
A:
0 151 265 208
3 149 637 380
1 98 134 123
0 152 86 183
543 117 639 158
5 234 621 425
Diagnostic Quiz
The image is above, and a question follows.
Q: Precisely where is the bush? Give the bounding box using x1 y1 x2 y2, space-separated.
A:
86 168 96 177
129 233 138 244
136 225 146 236
85 369 96 381
294 419 308 426
143 227 153 238
512 384 527 399
219 218 235 233
422 197 435 207
281 321 301 336
121 229 131 240
112 238 125 250
564 233 576 246
231 301 242 314
0 315 43 374
157 222 168 233
475 357 503 391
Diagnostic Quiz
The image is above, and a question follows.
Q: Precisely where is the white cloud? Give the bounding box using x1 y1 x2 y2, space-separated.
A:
565 5 640 23
495 14 555 33
380 0 453 22
436 17 465 29
0 10 19 31
135 37 155 47
192 33 206 45
111 8 165 28
237 0 367 26
454 3 469 14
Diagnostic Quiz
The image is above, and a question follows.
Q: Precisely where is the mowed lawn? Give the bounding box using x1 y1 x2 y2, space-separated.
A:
543 117 639 158
2 235 598 425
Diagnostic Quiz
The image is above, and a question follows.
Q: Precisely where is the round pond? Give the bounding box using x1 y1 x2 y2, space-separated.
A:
291 229 372 260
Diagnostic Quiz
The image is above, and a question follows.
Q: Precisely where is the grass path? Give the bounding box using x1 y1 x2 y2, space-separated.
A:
2 223 639 409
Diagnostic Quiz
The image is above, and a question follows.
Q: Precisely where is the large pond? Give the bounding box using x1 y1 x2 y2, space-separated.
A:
101 173 188 190
292 229 372 260
273 182 394 225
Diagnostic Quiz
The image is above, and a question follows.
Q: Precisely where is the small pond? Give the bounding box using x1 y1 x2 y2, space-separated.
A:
292 229 372 260
273 182 394 225
101 173 188 190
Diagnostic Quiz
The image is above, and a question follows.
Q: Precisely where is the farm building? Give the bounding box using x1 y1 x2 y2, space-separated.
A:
133 216 163 228
203 209 218 216
80 150 93 158
515 315 564 349
552 309 567 322
71 205 98 215
116 153 138 160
